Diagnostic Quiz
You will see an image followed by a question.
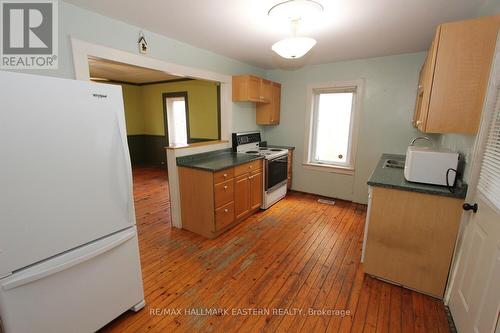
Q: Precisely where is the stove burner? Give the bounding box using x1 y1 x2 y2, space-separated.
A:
245 151 259 154
270 148 282 152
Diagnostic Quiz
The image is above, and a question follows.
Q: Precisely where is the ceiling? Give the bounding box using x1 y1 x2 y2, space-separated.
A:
68 0 488 69
88 57 183 84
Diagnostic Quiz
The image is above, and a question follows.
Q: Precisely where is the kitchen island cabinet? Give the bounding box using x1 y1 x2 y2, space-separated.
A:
178 159 263 238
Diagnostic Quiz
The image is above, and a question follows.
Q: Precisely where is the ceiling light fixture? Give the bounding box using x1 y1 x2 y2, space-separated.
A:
269 0 322 59
268 0 323 21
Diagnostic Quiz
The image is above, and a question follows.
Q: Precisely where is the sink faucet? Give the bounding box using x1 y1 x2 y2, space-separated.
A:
409 136 434 147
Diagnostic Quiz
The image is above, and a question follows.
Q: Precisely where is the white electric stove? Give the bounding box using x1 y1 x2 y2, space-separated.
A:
232 131 288 209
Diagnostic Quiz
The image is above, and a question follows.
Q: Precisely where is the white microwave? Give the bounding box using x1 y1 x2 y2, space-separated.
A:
404 146 460 186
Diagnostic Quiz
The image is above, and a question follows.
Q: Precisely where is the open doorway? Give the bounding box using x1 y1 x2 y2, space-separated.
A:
88 57 221 168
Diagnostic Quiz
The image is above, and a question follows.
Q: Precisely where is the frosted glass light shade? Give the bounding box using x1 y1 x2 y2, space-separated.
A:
271 37 317 59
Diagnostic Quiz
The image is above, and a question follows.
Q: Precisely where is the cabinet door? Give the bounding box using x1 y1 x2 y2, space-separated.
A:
271 84 281 124
247 76 261 102
416 26 440 132
260 79 272 103
425 16 500 133
256 83 281 125
249 170 263 210
232 75 261 102
412 65 425 128
234 173 250 219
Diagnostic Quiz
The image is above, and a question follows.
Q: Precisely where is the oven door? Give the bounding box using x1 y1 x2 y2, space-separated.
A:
265 155 288 191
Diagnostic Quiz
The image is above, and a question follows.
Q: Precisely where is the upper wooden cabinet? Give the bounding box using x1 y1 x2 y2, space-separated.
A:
413 15 500 134
232 75 282 125
256 82 281 125
233 75 271 103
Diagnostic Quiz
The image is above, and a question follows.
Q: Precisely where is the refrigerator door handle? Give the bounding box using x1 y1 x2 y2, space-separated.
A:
2 228 136 291
114 110 135 224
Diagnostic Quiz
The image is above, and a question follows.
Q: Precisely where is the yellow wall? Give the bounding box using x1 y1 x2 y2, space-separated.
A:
121 84 143 135
120 80 219 139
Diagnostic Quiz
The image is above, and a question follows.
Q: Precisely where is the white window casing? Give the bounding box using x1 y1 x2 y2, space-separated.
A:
303 79 364 174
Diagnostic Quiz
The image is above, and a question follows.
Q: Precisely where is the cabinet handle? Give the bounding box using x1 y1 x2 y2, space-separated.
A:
223 185 228 190
418 85 423 89
249 165 253 169
224 208 229 213
416 120 422 125
248 176 252 180
223 173 228 177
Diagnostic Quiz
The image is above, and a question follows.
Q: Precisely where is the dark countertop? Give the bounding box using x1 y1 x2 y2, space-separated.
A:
176 148 264 172
267 144 295 150
368 153 468 199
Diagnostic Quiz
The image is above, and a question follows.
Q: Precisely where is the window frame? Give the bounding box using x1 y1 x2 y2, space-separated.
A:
303 80 363 174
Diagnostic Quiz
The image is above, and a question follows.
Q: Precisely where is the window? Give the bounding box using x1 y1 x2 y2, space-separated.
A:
164 92 189 146
477 87 500 210
305 81 362 172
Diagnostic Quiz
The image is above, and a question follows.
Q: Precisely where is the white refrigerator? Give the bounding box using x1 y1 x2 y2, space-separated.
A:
0 71 145 332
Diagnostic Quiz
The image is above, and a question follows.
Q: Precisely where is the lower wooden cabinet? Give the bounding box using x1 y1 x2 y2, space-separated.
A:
363 186 463 298
178 159 263 238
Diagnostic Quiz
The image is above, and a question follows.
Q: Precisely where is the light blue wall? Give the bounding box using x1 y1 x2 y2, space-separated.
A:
477 0 500 16
264 52 426 203
12 1 265 133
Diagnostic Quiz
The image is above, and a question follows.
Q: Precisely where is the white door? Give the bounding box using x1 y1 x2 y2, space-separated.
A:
448 36 500 333
0 72 135 277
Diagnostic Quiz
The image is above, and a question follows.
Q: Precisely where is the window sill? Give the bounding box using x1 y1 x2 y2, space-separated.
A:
303 162 355 175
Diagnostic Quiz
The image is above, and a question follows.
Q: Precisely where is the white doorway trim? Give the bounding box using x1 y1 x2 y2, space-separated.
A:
70 37 234 228
70 37 232 141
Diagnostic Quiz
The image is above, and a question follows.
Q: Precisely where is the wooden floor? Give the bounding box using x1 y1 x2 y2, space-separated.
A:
100 167 450 333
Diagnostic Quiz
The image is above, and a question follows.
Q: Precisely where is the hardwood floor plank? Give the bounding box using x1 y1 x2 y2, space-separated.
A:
363 277 382 333
401 287 415 333
388 284 402 333
374 282 391 333
412 292 427 333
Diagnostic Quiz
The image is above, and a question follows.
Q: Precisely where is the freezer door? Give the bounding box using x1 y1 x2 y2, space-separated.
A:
0 71 136 277
0 227 144 333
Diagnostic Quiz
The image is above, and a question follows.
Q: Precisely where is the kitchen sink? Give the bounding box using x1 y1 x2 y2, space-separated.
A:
383 159 405 169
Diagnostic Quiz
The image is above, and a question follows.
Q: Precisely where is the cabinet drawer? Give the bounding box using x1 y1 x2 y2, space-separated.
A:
214 179 234 208
214 168 234 184
215 202 234 230
234 160 262 177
